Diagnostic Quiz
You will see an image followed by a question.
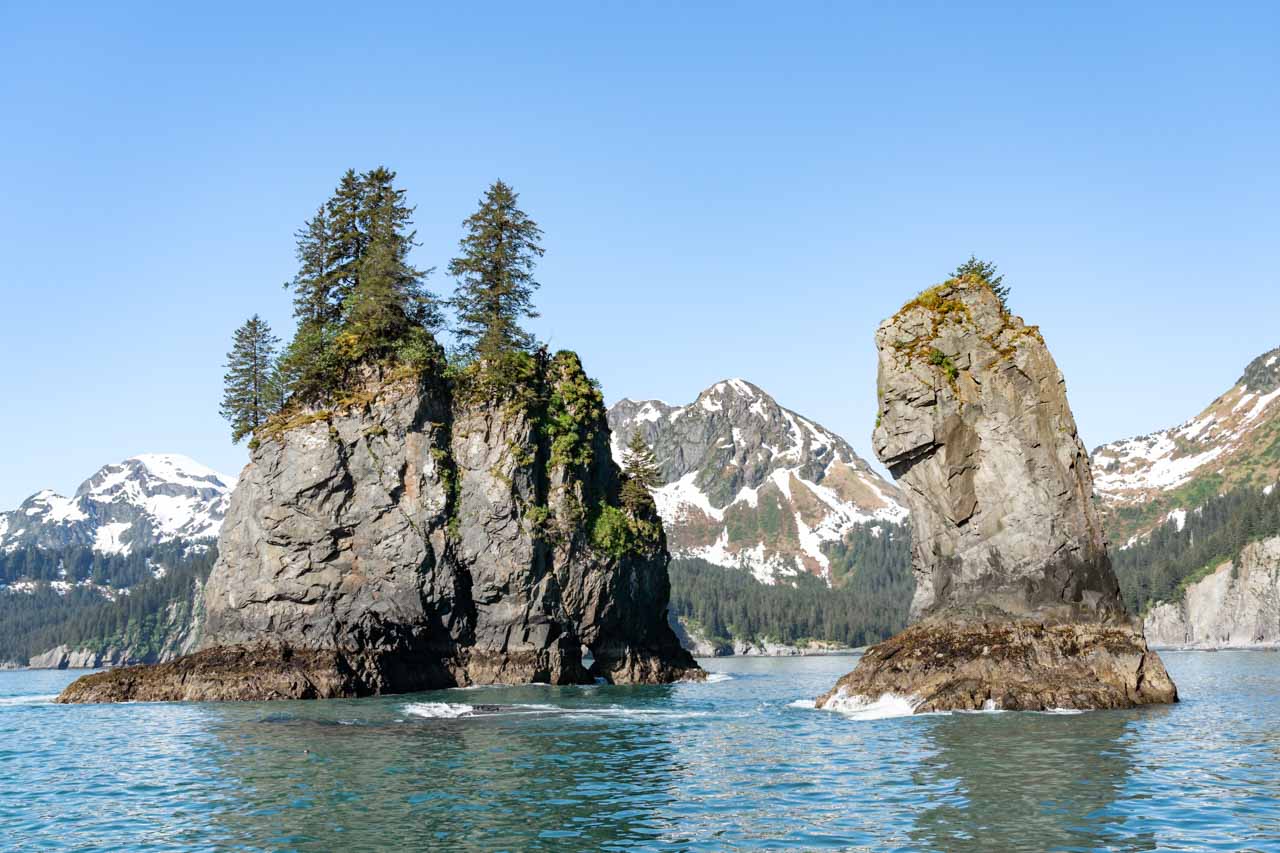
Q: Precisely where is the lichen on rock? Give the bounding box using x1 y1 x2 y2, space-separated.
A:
818 276 1176 713
58 352 700 704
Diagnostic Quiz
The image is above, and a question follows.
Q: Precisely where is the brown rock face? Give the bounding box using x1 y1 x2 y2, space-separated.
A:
819 277 1175 713
59 352 700 704
817 621 1176 713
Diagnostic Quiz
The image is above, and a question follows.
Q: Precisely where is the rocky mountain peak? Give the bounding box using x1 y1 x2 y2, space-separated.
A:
1091 343 1280 541
1 453 233 556
1239 346 1280 394
608 379 905 584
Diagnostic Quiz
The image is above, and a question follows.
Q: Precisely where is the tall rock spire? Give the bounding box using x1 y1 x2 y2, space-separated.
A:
819 276 1176 713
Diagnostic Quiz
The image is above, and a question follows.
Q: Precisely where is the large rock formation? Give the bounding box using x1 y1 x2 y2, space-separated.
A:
819 278 1176 713
1145 535 1280 648
59 352 700 703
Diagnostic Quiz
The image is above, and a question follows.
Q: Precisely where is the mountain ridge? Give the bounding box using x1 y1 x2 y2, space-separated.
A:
0 454 233 561
608 378 906 584
1091 345 1280 543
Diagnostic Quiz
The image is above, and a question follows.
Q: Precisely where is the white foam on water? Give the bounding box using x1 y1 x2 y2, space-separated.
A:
402 701 710 721
787 699 817 710
562 706 711 719
818 689 920 720
703 672 734 683
1043 708 1085 715
402 702 475 719
0 694 59 706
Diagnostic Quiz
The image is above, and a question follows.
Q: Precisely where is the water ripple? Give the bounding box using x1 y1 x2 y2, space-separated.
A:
3 652 1279 850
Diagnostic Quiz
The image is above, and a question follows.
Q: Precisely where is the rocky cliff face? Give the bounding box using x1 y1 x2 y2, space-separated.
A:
608 379 905 584
59 353 699 703
1144 536 1280 648
818 278 1175 713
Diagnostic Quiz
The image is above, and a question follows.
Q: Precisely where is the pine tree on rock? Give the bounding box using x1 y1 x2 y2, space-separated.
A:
279 167 439 401
448 180 545 364
220 315 282 443
621 430 663 513
953 255 1009 309
344 167 439 354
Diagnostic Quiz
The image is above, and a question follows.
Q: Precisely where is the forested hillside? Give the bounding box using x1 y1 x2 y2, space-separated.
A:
668 521 912 648
0 546 215 664
1112 483 1280 613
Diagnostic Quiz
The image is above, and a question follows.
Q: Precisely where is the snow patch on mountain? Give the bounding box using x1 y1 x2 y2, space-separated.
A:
609 379 906 584
0 454 234 557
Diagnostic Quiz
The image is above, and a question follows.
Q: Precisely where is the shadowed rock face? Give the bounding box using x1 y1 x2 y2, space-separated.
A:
59 353 699 704
819 278 1175 712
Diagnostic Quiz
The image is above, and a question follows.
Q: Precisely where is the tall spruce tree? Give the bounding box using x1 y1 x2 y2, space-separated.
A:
280 167 439 401
448 180 544 362
220 315 282 443
344 167 438 354
621 430 663 512
953 255 1009 309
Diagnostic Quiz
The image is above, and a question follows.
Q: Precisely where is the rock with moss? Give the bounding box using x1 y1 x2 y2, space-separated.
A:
817 276 1176 713
59 354 699 703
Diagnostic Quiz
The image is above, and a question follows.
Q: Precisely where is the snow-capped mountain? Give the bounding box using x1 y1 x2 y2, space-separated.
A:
608 379 906 584
1091 345 1280 537
0 454 234 556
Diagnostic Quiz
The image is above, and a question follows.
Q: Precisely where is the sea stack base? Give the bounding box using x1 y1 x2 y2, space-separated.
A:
817 621 1177 713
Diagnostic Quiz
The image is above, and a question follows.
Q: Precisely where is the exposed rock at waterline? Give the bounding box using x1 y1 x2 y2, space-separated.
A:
819 278 1175 712
817 621 1175 712
59 354 700 703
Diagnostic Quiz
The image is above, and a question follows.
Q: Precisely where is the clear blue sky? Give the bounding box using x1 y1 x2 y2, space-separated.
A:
2 2 1277 506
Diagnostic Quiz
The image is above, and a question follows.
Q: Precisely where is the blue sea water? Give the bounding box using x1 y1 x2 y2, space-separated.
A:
2 651 1279 852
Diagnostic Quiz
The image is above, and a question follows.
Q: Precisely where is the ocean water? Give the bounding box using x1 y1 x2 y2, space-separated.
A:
3 651 1279 852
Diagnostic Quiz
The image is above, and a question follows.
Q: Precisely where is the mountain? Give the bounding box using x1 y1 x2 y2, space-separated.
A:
608 379 906 584
1088 344 1280 649
1091 346 1280 542
0 453 231 665
0 454 234 559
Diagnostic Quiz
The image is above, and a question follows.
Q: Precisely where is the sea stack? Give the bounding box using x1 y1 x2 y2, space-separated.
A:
58 352 700 703
818 276 1176 712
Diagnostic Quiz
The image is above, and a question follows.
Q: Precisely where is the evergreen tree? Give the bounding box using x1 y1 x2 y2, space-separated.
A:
621 430 663 512
344 167 439 355
953 255 1009 309
220 315 282 443
448 180 544 362
279 167 439 401
286 205 340 326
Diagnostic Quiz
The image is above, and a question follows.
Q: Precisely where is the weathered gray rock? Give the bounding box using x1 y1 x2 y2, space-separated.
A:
1145 536 1280 648
59 353 699 703
819 277 1176 712
667 613 732 657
